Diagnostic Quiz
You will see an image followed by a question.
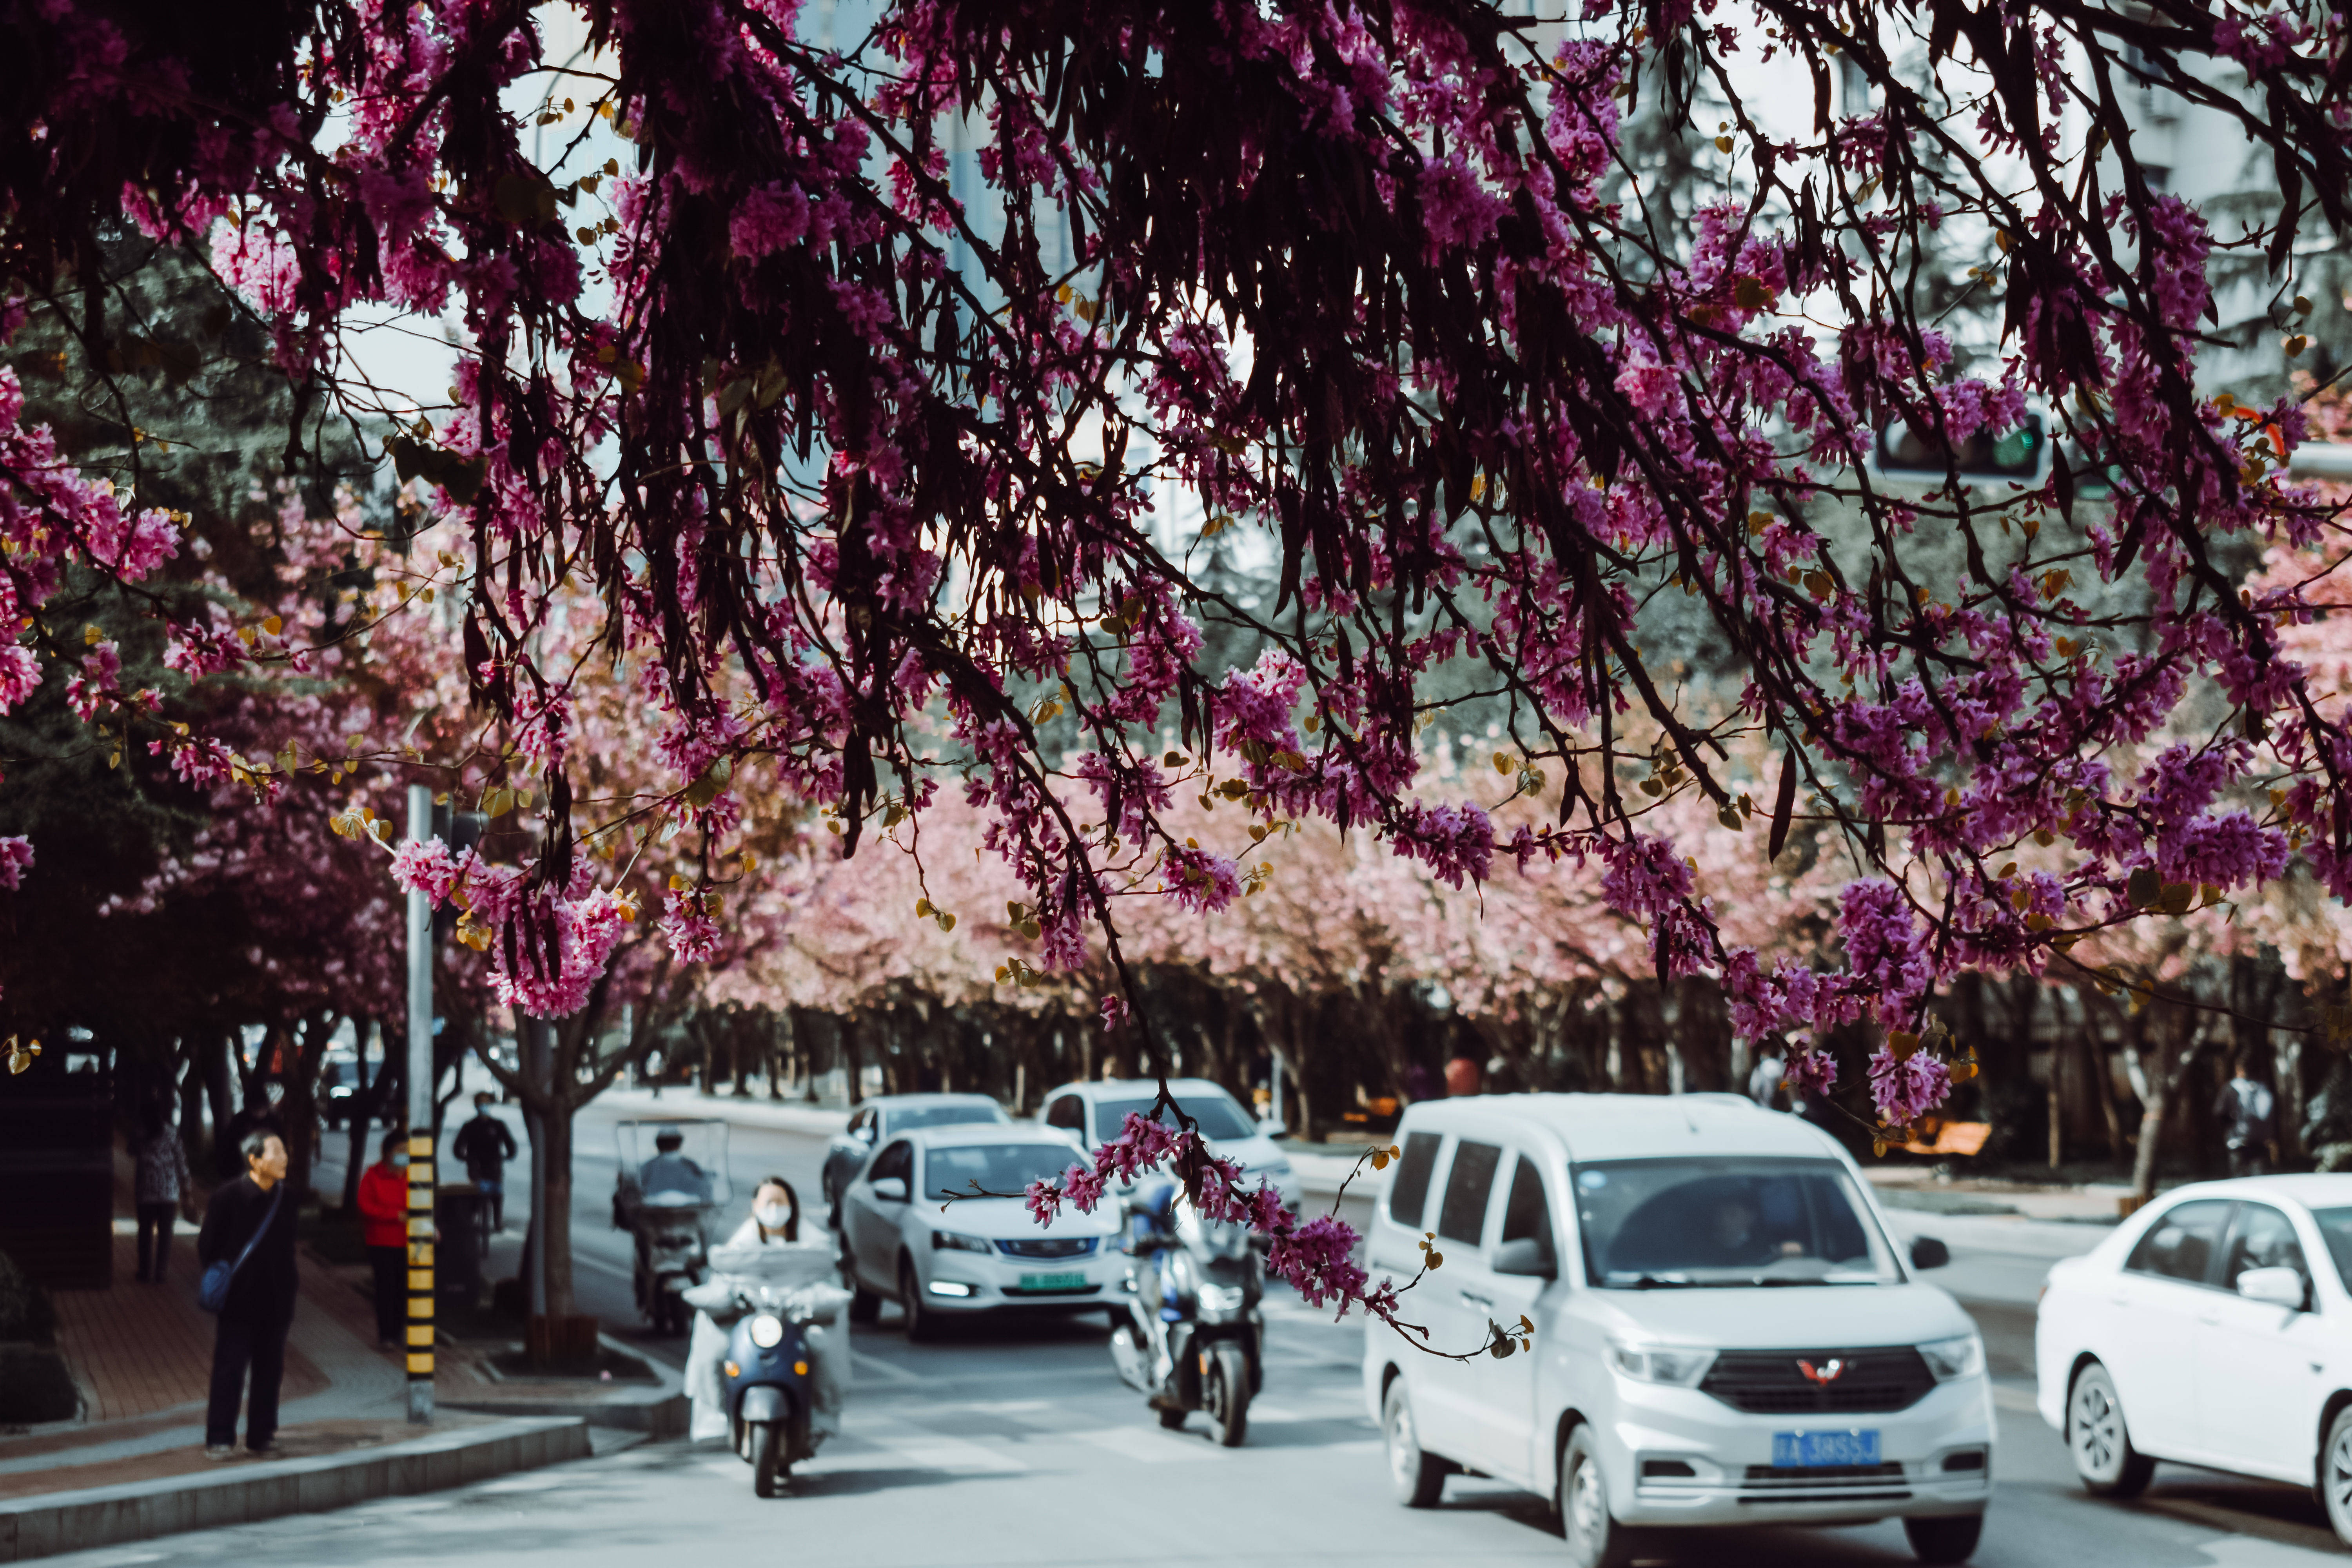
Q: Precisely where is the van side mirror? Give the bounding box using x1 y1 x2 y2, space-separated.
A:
871 1177 907 1204
1909 1236 1951 1270
855 1125 876 1145
1493 1238 1557 1279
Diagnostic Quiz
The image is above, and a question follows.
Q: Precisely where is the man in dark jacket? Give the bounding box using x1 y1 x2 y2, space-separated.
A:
452 1093 519 1230
197 1129 299 1459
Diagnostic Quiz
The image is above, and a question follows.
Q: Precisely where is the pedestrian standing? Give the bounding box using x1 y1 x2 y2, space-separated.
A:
452 1092 518 1231
197 1130 298 1459
132 1105 196 1282
356 1131 410 1350
2216 1057 2278 1178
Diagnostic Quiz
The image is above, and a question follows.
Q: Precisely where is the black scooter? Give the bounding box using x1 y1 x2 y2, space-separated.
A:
1107 1180 1265 1447
722 1285 820 1497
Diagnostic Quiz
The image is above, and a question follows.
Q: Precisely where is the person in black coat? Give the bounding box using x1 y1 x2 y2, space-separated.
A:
452 1093 519 1230
197 1129 299 1459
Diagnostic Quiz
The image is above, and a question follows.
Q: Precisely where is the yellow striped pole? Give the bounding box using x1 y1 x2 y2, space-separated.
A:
405 783 436 1424
407 1133 436 1410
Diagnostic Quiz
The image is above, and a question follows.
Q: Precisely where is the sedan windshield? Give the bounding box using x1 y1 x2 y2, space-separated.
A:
924 1143 1078 1202
890 1103 1003 1134
1573 1157 1901 1288
1094 1094 1258 1142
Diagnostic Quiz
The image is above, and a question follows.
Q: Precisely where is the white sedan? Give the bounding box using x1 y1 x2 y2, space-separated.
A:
2037 1174 2352 1542
837 1125 1124 1341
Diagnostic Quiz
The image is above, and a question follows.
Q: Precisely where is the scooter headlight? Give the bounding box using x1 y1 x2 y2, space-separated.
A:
747 1313 785 1350
1198 1283 1246 1313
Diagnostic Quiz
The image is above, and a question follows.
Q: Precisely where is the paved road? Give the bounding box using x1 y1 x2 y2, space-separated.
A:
262 1097 2352 1568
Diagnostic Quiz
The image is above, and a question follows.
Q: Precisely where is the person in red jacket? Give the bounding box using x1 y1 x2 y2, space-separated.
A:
356 1132 411 1351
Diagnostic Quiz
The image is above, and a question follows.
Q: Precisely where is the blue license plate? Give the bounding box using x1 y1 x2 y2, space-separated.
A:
1771 1430 1880 1468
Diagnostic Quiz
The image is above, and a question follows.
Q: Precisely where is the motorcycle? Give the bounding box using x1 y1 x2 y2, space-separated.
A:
1107 1178 1264 1447
685 1241 851 1498
723 1283 822 1497
613 1118 731 1336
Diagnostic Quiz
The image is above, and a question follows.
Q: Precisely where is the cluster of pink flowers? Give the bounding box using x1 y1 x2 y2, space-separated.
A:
1022 1112 1391 1325
0 835 31 891
1868 1047 1954 1128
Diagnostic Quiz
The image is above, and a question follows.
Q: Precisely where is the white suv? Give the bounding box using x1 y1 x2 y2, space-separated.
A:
1362 1094 1993 1567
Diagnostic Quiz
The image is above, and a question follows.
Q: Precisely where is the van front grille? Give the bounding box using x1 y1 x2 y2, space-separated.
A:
1699 1347 1935 1414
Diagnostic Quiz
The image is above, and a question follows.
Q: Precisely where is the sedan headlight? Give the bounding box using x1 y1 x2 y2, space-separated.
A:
1918 1333 1984 1381
747 1313 785 1350
931 1230 993 1255
1607 1343 1715 1386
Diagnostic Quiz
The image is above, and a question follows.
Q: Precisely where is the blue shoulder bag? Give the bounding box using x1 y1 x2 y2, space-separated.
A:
199 1185 285 1314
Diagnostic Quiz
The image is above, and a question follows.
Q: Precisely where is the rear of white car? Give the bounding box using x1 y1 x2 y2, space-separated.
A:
1360 1094 1993 1566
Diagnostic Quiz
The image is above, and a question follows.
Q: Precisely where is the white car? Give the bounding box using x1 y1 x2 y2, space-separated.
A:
1035 1076 1302 1215
821 1093 1009 1221
2036 1174 2352 1543
1363 1094 1993 1568
836 1125 1124 1340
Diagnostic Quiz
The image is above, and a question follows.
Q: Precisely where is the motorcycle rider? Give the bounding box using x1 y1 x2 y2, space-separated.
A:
683 1178 848 1443
640 1128 714 1200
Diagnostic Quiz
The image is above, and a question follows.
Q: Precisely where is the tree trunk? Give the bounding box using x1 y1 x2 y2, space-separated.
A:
341 1018 377 1215
280 1013 336 1198
204 1030 237 1178
177 1038 208 1174
542 1094 577 1319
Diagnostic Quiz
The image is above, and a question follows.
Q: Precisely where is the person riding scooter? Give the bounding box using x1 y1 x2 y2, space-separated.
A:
1109 1177 1263 1446
681 1177 851 1493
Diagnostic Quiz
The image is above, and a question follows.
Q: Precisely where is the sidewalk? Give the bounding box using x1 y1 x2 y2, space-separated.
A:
0 1150 592 1560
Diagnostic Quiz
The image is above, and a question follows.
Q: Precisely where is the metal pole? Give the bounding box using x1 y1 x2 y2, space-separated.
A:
403 784 436 1423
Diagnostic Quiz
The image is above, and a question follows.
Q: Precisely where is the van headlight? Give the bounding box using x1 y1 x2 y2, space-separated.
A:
748 1313 785 1350
1918 1334 1984 1381
1607 1343 1715 1386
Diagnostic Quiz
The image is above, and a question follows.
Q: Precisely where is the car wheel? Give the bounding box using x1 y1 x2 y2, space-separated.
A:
898 1257 935 1343
2067 1361 2155 1498
1902 1513 1984 1564
2321 1404 2352 1547
843 1254 880 1325
1559 1424 1639 1568
1381 1379 1446 1508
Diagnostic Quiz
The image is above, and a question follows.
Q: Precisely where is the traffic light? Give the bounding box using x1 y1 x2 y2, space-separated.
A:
1868 408 2051 487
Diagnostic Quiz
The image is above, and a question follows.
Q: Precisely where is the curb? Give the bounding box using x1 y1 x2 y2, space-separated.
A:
0 1415 589 1563
440 1334 688 1437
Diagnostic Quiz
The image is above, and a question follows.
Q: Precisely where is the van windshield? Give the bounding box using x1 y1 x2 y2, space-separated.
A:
1572 1157 1901 1288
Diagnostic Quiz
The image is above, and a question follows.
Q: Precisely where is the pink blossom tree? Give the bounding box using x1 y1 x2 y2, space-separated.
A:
4 0 2351 1327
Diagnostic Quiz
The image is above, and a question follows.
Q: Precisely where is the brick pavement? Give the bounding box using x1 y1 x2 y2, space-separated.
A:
48 1233 327 1423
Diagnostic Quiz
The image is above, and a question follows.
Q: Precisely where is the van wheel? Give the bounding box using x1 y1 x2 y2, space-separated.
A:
1903 1513 1983 1564
1381 1380 1446 1508
1559 1425 1639 1568
2067 1362 2154 1498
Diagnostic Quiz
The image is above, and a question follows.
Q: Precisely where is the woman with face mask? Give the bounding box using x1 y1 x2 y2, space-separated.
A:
686 1176 849 1443
724 1178 801 1246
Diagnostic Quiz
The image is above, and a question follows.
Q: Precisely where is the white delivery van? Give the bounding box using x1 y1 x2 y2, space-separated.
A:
1361 1094 1993 1567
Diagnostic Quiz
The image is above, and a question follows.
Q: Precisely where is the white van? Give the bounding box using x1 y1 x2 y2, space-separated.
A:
1361 1094 1993 1567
